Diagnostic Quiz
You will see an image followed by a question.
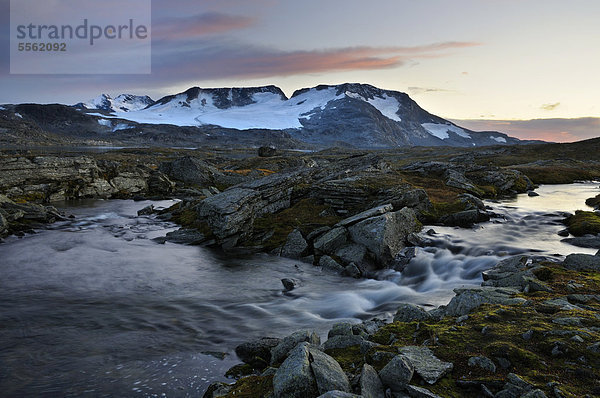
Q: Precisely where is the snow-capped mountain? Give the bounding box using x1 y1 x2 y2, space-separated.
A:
79 83 521 148
76 94 154 113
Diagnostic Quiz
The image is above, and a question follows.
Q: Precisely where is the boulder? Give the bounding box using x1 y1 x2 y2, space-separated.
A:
335 204 394 228
314 227 348 254
335 244 368 266
344 263 362 278
322 335 365 351
258 146 277 157
281 229 309 259
235 337 281 369
440 209 490 227
348 207 420 266
158 156 222 186
378 354 414 391
328 322 354 338
444 287 527 317
319 255 345 274
0 212 7 235
561 235 600 249
309 347 351 394
281 278 299 292
271 330 321 365
273 342 318 398
467 356 496 373
399 346 453 384
403 385 443 398
563 253 600 271
317 392 363 398
360 364 385 398
393 304 432 323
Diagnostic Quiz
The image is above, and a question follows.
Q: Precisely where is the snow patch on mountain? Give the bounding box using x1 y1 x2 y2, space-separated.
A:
81 94 153 113
97 119 112 127
490 136 507 143
421 123 471 140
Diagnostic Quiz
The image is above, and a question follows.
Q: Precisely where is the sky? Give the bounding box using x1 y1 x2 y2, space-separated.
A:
1 0 599 142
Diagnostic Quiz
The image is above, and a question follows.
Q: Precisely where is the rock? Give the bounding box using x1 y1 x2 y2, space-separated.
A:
317 392 363 398
552 317 583 326
403 385 443 398
439 209 490 227
444 287 527 317
160 228 207 245
445 169 479 193
522 330 534 341
390 247 418 272
0 212 7 235
322 335 364 351
281 278 299 292
335 244 368 266
137 204 154 216
258 146 277 157
467 356 496 373
273 342 318 398
521 390 547 398
314 227 348 254
542 298 586 312
235 337 281 369
393 304 432 323
458 193 486 211
563 253 600 271
202 381 232 398
455 315 469 324
335 204 394 228
281 229 308 259
344 263 362 278
307 226 331 242
527 191 540 197
348 207 421 266
587 342 600 353
495 373 534 398
158 156 222 186
378 355 414 391
328 322 354 338
271 330 321 365
309 347 351 394
561 235 600 249
389 189 432 214
557 229 570 237
399 346 453 384
319 255 345 273
147 171 175 195
360 364 385 398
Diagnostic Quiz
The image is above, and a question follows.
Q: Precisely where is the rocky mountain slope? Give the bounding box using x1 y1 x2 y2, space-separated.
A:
79 83 521 148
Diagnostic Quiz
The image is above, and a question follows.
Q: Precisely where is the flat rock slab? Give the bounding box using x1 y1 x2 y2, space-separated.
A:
399 346 453 384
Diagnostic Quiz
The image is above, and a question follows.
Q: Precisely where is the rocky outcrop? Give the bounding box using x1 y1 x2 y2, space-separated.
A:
273 342 319 398
0 194 65 237
443 286 527 317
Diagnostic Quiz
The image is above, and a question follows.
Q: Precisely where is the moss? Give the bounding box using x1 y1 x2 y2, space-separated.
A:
225 363 255 379
420 200 468 224
169 204 214 237
222 375 273 398
565 210 600 236
248 198 341 250
516 167 600 185
324 346 364 372
14 191 47 204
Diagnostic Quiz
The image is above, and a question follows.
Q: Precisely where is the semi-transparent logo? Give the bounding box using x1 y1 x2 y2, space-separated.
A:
10 0 151 74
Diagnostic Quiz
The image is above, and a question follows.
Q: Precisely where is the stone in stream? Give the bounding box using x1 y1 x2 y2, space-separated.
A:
327 322 354 338
281 278 299 291
235 337 281 369
563 253 600 271
443 287 527 317
378 354 414 391
561 235 600 249
273 342 318 398
319 255 345 274
309 347 351 394
348 207 420 266
313 227 348 254
281 229 308 259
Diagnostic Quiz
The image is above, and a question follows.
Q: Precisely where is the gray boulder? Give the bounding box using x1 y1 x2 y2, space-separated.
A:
319 255 346 274
271 330 321 365
335 243 368 266
158 156 222 186
563 253 599 271
314 227 348 254
0 212 7 235
444 287 527 317
317 392 363 398
328 322 354 338
344 263 362 278
281 278 299 291
322 334 365 351
403 385 443 398
399 346 453 384
273 342 318 398
439 209 490 227
235 337 281 369
561 235 600 249
393 303 432 323
335 204 394 228
360 364 385 398
467 356 496 373
281 229 309 259
348 207 420 266
309 347 351 394
378 354 414 391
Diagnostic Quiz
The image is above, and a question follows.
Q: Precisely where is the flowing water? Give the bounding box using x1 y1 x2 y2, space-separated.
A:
0 183 598 397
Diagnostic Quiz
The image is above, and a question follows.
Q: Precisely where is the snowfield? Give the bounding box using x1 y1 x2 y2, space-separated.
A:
421 123 471 140
95 87 406 130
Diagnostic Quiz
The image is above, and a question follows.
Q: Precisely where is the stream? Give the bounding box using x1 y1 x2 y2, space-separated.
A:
0 183 598 397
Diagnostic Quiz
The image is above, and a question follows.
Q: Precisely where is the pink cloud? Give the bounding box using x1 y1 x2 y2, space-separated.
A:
154 12 255 39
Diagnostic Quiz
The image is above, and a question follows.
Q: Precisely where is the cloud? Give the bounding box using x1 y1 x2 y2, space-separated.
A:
540 102 560 111
154 12 255 39
450 117 600 143
408 86 453 95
